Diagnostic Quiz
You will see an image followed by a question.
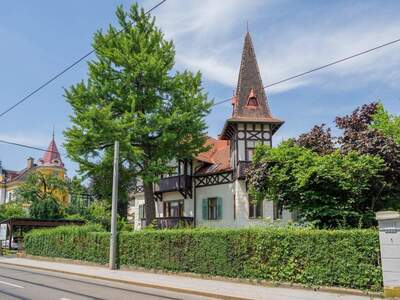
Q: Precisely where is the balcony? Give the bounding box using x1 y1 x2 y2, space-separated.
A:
154 175 192 193
140 217 194 229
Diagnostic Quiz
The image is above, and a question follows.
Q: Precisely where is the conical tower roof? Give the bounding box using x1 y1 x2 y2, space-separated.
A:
234 31 272 118
41 135 63 167
221 31 283 139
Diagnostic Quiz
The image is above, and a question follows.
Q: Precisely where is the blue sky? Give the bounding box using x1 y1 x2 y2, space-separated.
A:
0 0 399 177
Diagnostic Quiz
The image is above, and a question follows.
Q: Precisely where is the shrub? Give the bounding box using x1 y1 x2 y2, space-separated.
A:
24 225 107 264
24 227 382 291
0 201 27 220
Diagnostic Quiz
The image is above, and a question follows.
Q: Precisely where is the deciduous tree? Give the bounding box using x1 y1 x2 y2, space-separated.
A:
248 142 385 227
295 124 335 155
64 4 211 225
248 102 400 227
371 103 400 144
16 173 67 220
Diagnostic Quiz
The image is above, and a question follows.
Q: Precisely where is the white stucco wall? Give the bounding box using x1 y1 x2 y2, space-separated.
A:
195 180 292 228
129 179 293 231
127 193 145 230
196 182 234 228
234 180 273 228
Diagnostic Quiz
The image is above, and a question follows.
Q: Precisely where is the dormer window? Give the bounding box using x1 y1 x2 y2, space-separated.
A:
246 88 259 107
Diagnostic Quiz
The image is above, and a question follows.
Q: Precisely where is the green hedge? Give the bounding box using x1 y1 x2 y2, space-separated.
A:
24 226 382 291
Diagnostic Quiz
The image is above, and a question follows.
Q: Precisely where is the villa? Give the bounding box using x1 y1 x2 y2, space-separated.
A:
129 31 293 229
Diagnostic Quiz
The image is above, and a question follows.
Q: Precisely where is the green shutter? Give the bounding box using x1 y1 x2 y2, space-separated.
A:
217 197 223 219
202 199 208 220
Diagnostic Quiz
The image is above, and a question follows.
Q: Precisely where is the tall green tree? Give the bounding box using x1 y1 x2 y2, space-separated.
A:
64 4 211 225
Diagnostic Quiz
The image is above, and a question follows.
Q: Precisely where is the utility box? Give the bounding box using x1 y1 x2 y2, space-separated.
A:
376 211 400 298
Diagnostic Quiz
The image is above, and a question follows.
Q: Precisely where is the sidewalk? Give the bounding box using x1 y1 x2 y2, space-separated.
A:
0 256 380 300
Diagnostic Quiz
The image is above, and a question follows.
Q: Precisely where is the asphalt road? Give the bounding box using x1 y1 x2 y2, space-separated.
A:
0 264 216 300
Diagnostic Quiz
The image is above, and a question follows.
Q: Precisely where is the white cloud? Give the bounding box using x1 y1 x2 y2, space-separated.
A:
152 1 400 95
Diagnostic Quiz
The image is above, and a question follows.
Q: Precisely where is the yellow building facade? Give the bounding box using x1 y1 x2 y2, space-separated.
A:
0 136 68 205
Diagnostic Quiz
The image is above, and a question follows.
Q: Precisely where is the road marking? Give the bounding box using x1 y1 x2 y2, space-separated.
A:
0 280 24 289
60 298 72 300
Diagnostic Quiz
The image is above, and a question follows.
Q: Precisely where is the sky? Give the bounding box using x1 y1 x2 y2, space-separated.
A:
0 0 399 177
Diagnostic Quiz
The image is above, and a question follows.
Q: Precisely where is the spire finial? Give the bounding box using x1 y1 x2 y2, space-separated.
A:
246 20 249 33
52 125 55 140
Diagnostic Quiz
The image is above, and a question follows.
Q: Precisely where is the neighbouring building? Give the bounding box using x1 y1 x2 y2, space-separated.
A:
0 135 68 205
129 31 293 229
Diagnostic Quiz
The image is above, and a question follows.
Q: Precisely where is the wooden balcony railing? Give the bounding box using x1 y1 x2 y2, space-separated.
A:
140 217 194 229
154 175 192 193
134 175 192 194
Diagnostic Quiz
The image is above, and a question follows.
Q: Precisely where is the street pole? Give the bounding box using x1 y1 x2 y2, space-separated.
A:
109 140 119 270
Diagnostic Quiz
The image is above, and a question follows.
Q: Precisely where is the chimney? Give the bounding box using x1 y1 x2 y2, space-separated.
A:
27 157 34 169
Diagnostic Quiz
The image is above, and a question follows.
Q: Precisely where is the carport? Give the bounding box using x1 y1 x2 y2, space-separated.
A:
0 218 85 250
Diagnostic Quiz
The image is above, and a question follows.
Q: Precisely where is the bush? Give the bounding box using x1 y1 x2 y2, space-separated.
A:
25 225 107 264
24 227 382 291
0 201 27 220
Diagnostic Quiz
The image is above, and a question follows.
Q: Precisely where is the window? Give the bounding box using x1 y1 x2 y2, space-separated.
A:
208 198 217 220
249 198 263 218
163 200 184 217
247 96 259 107
273 201 283 220
246 88 259 107
246 148 255 161
202 197 222 220
139 204 146 220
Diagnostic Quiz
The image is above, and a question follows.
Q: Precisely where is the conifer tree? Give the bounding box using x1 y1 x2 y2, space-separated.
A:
64 4 211 225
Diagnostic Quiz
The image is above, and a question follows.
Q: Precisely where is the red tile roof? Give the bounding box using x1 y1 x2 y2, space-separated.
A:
195 137 231 175
40 137 63 167
3 170 20 182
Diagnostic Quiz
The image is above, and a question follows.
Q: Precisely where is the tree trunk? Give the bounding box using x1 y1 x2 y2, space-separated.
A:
143 182 156 226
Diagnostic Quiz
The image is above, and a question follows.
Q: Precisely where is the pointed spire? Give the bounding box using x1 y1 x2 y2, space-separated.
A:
40 134 63 167
234 31 272 118
220 31 284 140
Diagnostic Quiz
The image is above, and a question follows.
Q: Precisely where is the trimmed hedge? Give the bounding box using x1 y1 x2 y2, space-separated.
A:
24 226 383 291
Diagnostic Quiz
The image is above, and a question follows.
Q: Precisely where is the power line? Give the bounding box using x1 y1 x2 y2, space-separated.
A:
0 0 168 119
2 38 399 161
0 139 60 155
213 37 400 107
0 1 398 119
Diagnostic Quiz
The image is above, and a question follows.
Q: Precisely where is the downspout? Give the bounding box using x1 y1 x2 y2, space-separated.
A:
192 161 196 228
